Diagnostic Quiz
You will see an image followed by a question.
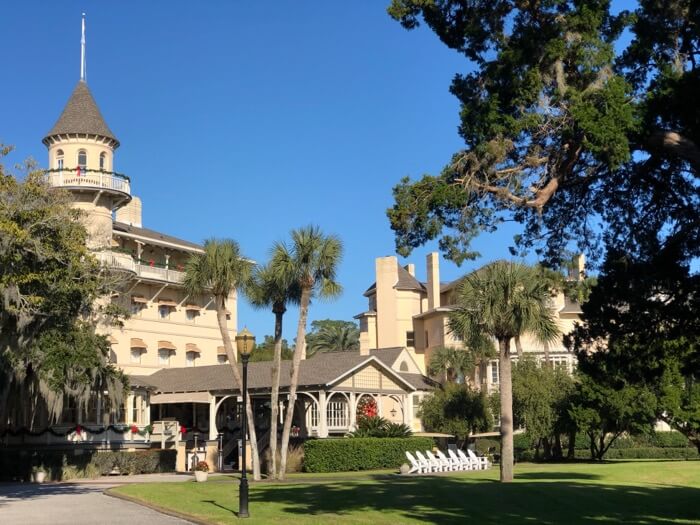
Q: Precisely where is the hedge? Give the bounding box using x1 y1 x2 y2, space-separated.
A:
574 447 698 460
303 437 434 473
0 448 177 482
574 431 690 450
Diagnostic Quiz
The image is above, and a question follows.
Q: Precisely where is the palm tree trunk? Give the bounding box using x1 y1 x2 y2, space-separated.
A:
543 340 551 366
215 296 261 480
498 338 514 483
514 336 523 359
268 307 284 479
279 286 311 480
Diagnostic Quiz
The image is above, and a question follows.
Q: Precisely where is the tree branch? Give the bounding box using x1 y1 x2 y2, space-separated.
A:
646 130 700 174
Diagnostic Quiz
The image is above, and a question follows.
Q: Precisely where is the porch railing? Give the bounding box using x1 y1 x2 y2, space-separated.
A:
45 169 131 196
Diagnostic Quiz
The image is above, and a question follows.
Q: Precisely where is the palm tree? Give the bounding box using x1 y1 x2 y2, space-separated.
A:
427 346 476 384
246 259 300 479
306 322 359 357
449 261 559 482
182 239 262 480
272 226 342 479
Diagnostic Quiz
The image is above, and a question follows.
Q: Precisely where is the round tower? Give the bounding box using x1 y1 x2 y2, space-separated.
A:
43 17 130 249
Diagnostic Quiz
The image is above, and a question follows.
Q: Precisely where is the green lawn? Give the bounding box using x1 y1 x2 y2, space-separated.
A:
111 461 700 524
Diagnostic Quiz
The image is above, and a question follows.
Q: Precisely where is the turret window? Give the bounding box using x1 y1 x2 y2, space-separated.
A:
77 150 88 170
56 149 64 171
99 152 106 170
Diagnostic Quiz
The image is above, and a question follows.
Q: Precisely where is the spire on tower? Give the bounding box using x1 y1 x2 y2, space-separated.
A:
80 13 86 82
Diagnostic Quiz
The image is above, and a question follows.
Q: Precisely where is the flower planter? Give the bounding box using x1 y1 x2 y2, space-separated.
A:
194 471 208 482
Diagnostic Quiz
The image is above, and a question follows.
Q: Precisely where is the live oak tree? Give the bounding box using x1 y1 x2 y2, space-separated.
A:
0 147 127 431
386 0 699 267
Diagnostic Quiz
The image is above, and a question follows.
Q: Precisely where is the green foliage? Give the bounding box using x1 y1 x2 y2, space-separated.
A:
385 1 699 270
568 373 658 460
0 449 176 481
249 335 294 362
418 384 492 446
573 447 698 460
427 346 477 383
0 153 128 429
302 437 434 473
305 319 359 356
348 416 412 438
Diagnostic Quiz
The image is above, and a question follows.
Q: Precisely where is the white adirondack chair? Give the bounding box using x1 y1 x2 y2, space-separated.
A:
416 450 437 472
437 450 458 471
467 448 490 469
425 450 446 472
405 451 423 474
449 449 471 470
457 449 481 470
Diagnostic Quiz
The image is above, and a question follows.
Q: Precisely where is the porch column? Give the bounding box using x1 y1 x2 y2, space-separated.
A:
318 390 328 438
144 393 151 425
126 393 134 423
209 395 218 440
349 392 356 430
404 393 413 428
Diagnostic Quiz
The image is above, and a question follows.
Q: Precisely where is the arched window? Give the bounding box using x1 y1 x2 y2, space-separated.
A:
399 361 409 372
56 149 64 170
99 152 106 171
77 150 87 170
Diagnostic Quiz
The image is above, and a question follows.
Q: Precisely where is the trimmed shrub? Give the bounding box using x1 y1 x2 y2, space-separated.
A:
475 438 500 456
573 447 698 460
303 437 434 473
0 449 176 482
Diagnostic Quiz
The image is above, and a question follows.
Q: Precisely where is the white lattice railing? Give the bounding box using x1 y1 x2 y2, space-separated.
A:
45 169 131 195
95 252 185 284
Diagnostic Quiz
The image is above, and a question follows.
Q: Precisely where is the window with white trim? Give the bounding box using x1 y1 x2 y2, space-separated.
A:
56 149 64 170
326 399 349 428
158 349 172 366
158 305 171 319
490 360 499 384
186 351 198 367
77 150 87 170
99 152 106 170
130 349 142 364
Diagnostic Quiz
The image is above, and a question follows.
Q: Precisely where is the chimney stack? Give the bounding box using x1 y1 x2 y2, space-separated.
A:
115 196 142 228
405 263 415 277
427 252 440 310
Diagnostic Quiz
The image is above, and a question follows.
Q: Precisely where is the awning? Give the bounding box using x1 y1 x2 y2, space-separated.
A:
158 299 177 307
107 335 118 345
131 296 148 304
217 346 227 356
184 304 201 311
414 432 455 438
186 343 201 354
149 392 211 404
130 338 148 349
158 340 177 351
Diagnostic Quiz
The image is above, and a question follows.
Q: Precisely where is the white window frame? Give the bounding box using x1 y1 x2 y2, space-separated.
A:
77 149 87 170
158 349 172 366
130 348 142 364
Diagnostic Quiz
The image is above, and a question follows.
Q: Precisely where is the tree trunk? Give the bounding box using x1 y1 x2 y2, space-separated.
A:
215 296 261 480
268 307 285 479
553 434 563 459
543 341 551 366
498 338 514 482
567 430 576 459
514 336 523 359
278 286 311 480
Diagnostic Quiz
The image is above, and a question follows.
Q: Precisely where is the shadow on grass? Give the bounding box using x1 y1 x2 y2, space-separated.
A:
245 475 700 525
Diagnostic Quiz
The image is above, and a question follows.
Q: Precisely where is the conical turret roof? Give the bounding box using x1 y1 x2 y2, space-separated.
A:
44 81 119 147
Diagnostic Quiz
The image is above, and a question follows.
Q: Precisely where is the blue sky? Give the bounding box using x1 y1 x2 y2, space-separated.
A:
1 1 632 341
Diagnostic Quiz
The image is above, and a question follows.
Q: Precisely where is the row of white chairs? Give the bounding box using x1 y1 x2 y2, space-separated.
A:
405 449 490 474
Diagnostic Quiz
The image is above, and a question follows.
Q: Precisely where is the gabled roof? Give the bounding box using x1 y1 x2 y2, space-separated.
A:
369 347 405 367
44 81 118 146
113 221 203 252
135 351 425 394
364 264 426 297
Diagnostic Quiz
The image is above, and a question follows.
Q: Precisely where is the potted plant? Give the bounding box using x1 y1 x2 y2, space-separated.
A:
32 466 47 483
194 460 209 482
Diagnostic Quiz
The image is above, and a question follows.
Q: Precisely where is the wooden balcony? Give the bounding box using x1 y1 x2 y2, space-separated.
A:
96 251 186 284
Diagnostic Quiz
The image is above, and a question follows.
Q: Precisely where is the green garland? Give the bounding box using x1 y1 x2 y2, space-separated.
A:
44 167 130 183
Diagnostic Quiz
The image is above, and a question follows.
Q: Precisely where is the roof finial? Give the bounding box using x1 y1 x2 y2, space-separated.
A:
80 13 86 82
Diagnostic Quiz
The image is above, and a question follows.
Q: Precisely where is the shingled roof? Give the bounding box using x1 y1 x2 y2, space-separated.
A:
44 81 119 146
113 221 203 252
136 352 426 394
364 263 426 296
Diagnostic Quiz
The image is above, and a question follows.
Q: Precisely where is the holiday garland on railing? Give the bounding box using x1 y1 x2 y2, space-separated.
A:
44 167 130 182
0 424 152 439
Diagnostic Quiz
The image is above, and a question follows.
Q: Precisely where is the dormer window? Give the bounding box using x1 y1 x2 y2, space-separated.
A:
56 149 64 170
77 150 87 170
99 152 106 170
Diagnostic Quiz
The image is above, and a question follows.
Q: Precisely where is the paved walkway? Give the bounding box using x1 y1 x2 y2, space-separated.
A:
0 483 193 525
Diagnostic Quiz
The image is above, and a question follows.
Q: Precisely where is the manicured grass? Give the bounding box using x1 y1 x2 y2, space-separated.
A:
111 461 700 524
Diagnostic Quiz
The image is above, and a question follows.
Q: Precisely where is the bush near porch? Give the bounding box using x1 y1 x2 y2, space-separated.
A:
0 448 176 482
303 437 433 473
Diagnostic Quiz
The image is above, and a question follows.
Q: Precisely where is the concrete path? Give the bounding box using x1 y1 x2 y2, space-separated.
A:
0 483 193 525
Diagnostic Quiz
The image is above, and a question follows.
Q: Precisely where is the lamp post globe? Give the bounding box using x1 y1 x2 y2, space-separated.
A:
234 327 255 518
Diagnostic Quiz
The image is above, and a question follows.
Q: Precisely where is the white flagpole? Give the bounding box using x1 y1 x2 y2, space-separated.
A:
80 13 86 81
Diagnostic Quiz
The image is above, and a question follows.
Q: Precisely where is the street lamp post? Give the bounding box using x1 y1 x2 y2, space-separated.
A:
235 327 255 519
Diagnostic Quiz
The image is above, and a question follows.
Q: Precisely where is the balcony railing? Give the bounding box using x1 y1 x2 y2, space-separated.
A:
45 168 131 196
96 251 185 284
